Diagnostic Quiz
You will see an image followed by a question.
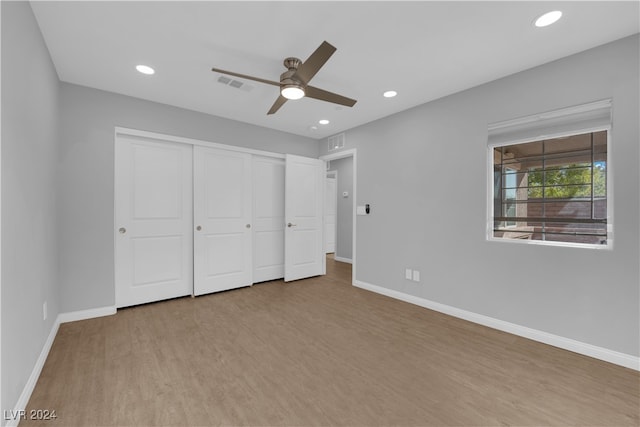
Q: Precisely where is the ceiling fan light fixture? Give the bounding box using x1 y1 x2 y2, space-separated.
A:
281 84 305 100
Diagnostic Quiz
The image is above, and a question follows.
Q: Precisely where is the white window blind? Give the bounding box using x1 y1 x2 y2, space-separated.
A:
488 99 612 146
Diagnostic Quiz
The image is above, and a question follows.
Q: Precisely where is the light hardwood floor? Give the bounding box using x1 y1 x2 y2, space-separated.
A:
24 258 639 426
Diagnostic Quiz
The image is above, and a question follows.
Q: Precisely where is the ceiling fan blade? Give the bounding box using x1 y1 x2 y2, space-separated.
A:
294 41 337 85
305 86 357 108
267 95 288 115
211 67 280 87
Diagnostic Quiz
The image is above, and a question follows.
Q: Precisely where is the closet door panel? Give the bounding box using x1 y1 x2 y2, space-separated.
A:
194 147 252 295
285 154 325 281
115 137 193 308
252 157 285 283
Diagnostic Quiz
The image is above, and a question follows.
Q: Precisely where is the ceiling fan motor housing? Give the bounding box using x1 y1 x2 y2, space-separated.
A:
281 57 303 86
283 57 302 71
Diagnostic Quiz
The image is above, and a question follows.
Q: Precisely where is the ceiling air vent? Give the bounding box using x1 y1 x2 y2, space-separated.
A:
217 75 254 92
327 133 345 151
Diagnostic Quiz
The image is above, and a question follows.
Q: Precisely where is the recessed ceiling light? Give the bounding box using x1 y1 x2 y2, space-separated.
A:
319 119 330 125
534 11 562 28
310 126 318 131
136 65 155 75
383 90 397 98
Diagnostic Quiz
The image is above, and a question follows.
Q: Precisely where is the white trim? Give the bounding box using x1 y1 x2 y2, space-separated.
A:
0 1 3 416
333 256 352 264
115 127 285 159
320 148 357 162
488 124 612 149
5 321 59 427
58 305 116 324
354 279 639 371
320 149 357 286
488 99 612 132
324 170 338 255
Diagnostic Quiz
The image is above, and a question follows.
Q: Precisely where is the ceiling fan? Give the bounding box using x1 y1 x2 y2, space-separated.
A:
211 41 357 115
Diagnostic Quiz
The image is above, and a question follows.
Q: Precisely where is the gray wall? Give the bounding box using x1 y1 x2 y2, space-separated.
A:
319 35 640 357
1 3 319 413
329 157 353 261
1 1 61 419
58 83 318 313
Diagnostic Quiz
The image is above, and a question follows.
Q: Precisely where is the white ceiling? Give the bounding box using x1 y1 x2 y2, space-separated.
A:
31 1 639 139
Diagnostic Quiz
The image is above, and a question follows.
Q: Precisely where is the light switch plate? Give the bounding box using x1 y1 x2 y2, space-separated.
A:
405 269 412 280
412 270 420 282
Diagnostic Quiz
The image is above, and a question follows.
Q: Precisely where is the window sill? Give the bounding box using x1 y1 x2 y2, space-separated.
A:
487 235 612 250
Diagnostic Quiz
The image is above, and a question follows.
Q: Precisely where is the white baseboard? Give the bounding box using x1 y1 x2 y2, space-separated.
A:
334 256 352 264
5 320 59 427
354 279 639 371
6 306 116 426
58 305 116 324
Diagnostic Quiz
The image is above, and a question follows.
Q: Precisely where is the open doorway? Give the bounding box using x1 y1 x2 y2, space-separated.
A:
320 149 356 284
325 170 337 256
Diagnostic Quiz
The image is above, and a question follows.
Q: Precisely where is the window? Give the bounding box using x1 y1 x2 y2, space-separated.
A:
503 168 518 227
487 100 611 248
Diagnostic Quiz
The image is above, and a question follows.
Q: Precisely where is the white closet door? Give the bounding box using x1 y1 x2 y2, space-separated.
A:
324 176 337 253
285 154 326 281
115 137 193 308
194 146 252 295
253 156 285 283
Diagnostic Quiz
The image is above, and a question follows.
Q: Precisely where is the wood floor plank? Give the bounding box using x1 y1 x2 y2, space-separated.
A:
23 257 639 426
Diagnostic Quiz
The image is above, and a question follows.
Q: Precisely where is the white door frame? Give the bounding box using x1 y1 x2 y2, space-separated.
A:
115 127 286 159
324 170 338 254
319 149 357 285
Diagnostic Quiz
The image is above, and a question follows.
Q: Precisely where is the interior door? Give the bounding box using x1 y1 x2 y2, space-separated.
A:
194 146 252 295
253 156 285 283
115 137 193 308
324 176 337 253
285 154 325 281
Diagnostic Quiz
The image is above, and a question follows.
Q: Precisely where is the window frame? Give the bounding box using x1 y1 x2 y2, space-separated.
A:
502 167 519 228
487 125 613 250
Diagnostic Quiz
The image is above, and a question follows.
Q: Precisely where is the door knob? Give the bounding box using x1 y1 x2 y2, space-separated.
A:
246 224 251 229
196 225 202 231
287 223 297 228
118 227 126 234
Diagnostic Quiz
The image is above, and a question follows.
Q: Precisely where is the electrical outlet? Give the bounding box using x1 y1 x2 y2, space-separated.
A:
43 301 48 321
405 268 412 280
412 270 420 282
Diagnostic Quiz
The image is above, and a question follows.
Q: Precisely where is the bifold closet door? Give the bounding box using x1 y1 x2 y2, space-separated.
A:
253 156 285 282
194 146 253 295
115 137 193 308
